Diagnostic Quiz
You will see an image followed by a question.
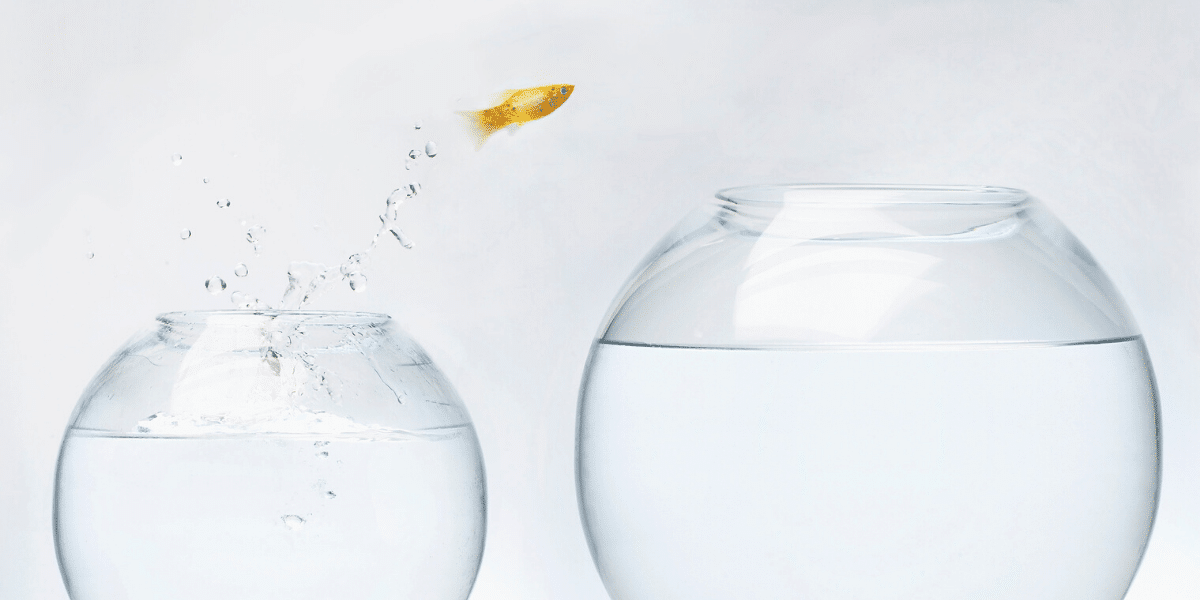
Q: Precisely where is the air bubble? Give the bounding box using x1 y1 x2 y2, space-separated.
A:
408 149 420 160
317 451 329 458
405 158 417 170
314 441 330 447
205 277 226 294
230 291 247 306
348 272 367 292
202 178 209 184
281 515 306 530
217 198 231 208
408 182 421 195
246 225 266 243
424 141 437 157
180 228 191 240
561 86 568 94
85 251 94 259
234 263 248 277
171 154 183 166
326 491 337 499
414 120 422 130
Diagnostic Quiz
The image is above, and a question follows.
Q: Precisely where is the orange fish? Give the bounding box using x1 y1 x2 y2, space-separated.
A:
459 84 575 148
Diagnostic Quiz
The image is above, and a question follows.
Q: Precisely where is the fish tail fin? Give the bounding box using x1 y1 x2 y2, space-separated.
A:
457 109 503 150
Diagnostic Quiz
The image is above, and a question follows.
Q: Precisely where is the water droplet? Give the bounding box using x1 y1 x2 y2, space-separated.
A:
424 141 437 157
390 227 414 249
386 189 405 207
217 198 231 208
84 251 94 259
246 225 265 243
561 86 568 95
180 228 191 240
405 158 417 170
326 491 337 499
340 253 368 276
230 291 248 306
171 154 183 166
202 178 209 184
411 150 423 160
408 182 421 195
414 120 422 130
348 272 367 292
282 515 305 530
205 276 226 294
234 263 249 277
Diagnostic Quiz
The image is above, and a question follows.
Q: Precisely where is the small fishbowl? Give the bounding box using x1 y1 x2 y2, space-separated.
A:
54 311 485 600
577 185 1160 600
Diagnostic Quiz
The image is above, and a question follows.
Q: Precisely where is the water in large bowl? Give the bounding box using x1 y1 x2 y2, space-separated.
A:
576 185 1160 600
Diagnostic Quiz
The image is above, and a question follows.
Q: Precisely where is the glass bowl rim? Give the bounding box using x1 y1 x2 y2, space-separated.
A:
715 183 1031 206
157 310 391 326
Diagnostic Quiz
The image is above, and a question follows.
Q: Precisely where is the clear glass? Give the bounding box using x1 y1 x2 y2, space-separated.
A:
54 311 486 600
577 185 1160 600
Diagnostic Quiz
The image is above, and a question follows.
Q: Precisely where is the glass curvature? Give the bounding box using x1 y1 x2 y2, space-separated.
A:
55 311 486 600
576 185 1159 600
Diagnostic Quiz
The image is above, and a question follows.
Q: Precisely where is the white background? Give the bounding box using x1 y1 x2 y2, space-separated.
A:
1 0 1198 598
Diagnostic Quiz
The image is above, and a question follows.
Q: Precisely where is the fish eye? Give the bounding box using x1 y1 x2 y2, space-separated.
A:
560 87 568 95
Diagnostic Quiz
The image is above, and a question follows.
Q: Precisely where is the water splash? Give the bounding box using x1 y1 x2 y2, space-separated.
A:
192 130 437 309
279 262 337 310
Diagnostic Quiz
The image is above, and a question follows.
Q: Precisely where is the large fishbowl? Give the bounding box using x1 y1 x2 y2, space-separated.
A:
576 185 1160 600
54 311 485 600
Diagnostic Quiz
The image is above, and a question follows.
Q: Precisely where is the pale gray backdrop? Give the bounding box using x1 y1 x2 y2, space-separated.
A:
2 0 1198 598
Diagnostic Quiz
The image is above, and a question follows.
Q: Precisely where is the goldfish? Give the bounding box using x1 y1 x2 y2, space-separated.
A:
459 84 575 148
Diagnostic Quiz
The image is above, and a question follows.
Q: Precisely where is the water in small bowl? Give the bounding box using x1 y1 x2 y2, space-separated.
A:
55 311 486 600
